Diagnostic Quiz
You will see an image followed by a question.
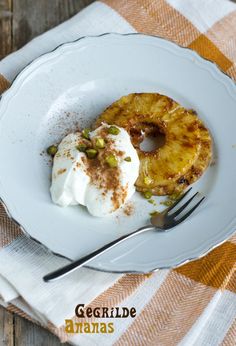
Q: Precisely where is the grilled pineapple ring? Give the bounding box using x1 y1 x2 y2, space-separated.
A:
95 93 212 195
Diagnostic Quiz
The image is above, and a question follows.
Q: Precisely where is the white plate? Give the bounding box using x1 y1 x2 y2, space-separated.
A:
0 33 236 273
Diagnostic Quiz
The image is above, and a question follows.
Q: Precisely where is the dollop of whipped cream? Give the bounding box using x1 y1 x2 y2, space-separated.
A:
50 124 140 217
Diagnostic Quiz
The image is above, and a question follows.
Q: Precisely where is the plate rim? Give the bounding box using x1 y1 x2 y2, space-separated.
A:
0 32 236 274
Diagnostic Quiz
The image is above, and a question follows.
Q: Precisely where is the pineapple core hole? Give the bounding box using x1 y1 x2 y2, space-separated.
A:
140 132 165 152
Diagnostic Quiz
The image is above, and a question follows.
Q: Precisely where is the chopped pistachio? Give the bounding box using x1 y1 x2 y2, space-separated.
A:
160 199 174 207
143 191 152 199
95 138 105 149
47 145 58 157
144 176 152 185
149 211 159 217
86 148 98 159
124 156 132 162
76 143 87 152
82 128 91 140
169 192 182 201
108 126 120 135
105 154 118 168
148 199 156 205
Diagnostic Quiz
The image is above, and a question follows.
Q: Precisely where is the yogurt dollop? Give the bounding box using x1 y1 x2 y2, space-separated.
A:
50 124 140 217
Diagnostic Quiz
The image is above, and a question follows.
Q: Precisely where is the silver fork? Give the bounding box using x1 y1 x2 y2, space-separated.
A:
43 187 204 282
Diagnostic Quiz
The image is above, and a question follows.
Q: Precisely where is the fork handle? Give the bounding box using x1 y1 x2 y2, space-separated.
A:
43 224 154 282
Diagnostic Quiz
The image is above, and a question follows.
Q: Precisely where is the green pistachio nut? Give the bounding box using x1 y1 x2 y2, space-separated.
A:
105 154 118 168
82 128 91 140
47 145 58 157
143 191 152 199
86 148 98 159
76 143 87 152
95 138 105 149
108 126 120 135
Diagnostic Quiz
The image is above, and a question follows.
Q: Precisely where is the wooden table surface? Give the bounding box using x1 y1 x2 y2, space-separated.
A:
0 2 95 345
1 0 236 345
